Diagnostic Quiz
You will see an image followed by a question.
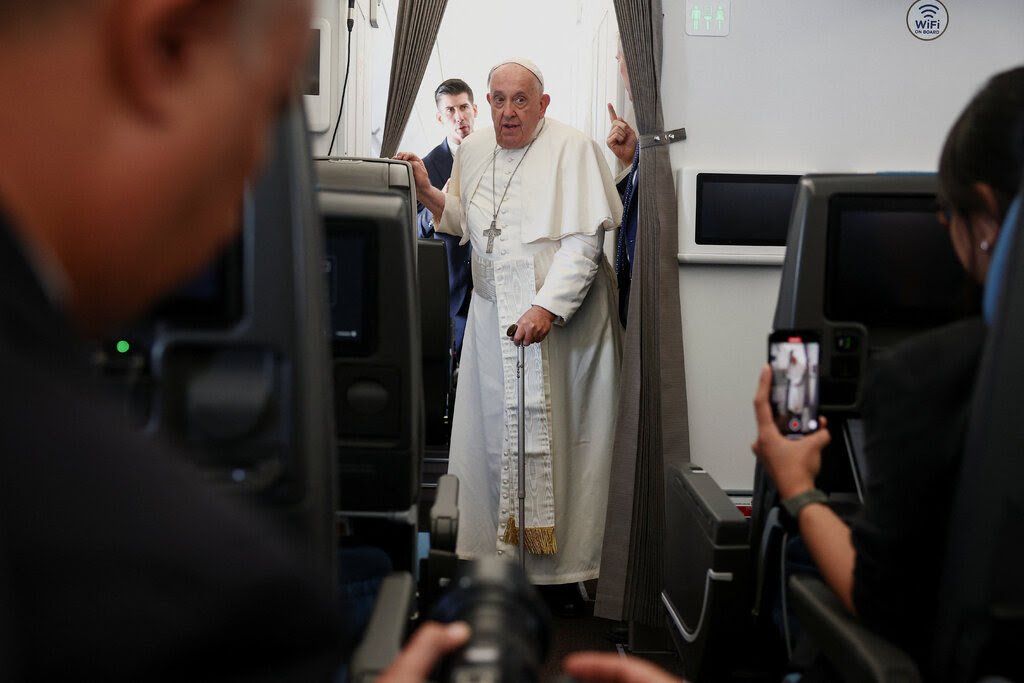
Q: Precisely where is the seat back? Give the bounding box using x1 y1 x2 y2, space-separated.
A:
95 101 337 592
316 156 422 518
315 156 424 573
931 189 1024 682
417 238 454 447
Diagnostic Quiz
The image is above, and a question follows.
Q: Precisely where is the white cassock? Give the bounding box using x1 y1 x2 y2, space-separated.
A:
785 345 807 415
434 117 623 584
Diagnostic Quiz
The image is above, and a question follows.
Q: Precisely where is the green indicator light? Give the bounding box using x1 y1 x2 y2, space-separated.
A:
116 340 130 354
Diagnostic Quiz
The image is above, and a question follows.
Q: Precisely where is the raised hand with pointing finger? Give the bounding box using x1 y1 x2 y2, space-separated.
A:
606 103 638 168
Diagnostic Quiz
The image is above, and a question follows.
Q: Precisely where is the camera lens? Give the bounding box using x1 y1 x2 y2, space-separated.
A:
430 556 551 683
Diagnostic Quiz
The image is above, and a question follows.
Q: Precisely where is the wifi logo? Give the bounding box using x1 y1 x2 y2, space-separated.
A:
907 0 948 41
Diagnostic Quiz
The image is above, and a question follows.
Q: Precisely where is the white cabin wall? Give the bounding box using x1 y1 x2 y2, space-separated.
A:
387 0 596 159
309 0 375 158
584 3 629 175
311 0 621 159
662 0 1024 490
580 1 623 266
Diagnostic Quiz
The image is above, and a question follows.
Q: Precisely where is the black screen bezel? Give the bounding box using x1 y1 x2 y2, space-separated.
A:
694 172 801 246
823 192 981 333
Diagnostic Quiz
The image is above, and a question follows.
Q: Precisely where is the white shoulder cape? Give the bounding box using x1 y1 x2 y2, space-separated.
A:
439 117 623 245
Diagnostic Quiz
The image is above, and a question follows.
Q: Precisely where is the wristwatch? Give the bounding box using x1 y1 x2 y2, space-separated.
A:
782 488 828 519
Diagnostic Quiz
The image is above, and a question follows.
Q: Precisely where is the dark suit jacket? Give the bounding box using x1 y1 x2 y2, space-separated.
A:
417 137 472 360
851 316 986 671
614 147 640 328
0 212 344 680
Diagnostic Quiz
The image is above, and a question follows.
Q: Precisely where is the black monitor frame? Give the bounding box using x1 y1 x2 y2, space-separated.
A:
694 172 802 246
773 173 959 413
823 192 980 347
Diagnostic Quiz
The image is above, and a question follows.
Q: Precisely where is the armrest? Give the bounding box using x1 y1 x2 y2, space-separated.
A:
431 474 459 552
349 571 415 683
788 574 921 683
663 464 751 680
420 474 460 614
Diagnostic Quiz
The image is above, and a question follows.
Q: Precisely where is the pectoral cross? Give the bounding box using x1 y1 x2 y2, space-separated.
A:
484 220 501 254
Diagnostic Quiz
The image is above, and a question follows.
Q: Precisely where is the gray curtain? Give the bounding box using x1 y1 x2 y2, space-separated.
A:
595 0 691 626
378 0 448 159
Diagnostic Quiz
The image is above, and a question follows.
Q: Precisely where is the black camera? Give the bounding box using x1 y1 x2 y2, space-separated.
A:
430 556 552 682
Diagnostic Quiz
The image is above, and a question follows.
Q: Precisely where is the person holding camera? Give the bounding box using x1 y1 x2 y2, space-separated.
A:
0 1 473 679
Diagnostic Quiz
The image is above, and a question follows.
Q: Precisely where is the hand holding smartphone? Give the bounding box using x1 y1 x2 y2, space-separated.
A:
768 330 820 437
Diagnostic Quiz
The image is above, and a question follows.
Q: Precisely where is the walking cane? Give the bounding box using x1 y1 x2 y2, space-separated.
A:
506 323 527 571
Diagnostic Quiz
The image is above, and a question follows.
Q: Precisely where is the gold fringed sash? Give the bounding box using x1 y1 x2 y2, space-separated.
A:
502 516 558 555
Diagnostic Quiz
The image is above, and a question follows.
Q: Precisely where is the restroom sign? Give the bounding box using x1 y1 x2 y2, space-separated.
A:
685 1 730 37
907 0 948 41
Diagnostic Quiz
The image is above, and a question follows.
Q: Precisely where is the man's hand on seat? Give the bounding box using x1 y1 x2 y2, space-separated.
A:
394 152 446 220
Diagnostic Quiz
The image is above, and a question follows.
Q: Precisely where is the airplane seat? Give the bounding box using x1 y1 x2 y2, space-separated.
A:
315 156 424 574
785 185 1024 682
663 174 981 680
417 237 455 449
415 236 452 528
348 570 416 683
416 238 455 529
311 157 475 678
929 187 1024 682
661 463 760 682
349 472 461 682
90 108 458 679
419 474 460 615
93 100 338 595
787 573 922 683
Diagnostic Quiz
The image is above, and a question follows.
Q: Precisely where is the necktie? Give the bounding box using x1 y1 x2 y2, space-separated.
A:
616 145 640 277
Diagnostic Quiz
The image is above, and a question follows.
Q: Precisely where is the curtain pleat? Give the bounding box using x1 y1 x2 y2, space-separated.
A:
378 0 448 160
595 0 691 626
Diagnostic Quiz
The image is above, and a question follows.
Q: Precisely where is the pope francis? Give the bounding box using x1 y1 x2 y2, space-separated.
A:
396 58 623 586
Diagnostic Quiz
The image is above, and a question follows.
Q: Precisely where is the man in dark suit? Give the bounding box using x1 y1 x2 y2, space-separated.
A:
606 39 639 328
0 1 467 679
418 78 478 362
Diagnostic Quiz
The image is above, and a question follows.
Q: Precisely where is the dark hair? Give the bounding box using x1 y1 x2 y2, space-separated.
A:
434 78 474 106
938 66 1024 224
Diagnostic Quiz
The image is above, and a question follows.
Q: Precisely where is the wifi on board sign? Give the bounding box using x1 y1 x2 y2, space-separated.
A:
907 0 949 40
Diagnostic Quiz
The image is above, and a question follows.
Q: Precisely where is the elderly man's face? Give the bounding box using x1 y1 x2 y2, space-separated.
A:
486 64 550 150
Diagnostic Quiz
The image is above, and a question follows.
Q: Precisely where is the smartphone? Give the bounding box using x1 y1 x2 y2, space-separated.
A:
767 330 821 437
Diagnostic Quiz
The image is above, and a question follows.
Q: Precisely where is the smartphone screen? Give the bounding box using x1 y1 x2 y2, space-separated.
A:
768 331 821 436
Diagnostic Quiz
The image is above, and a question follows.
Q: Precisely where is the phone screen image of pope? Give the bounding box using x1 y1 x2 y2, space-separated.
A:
768 332 820 436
